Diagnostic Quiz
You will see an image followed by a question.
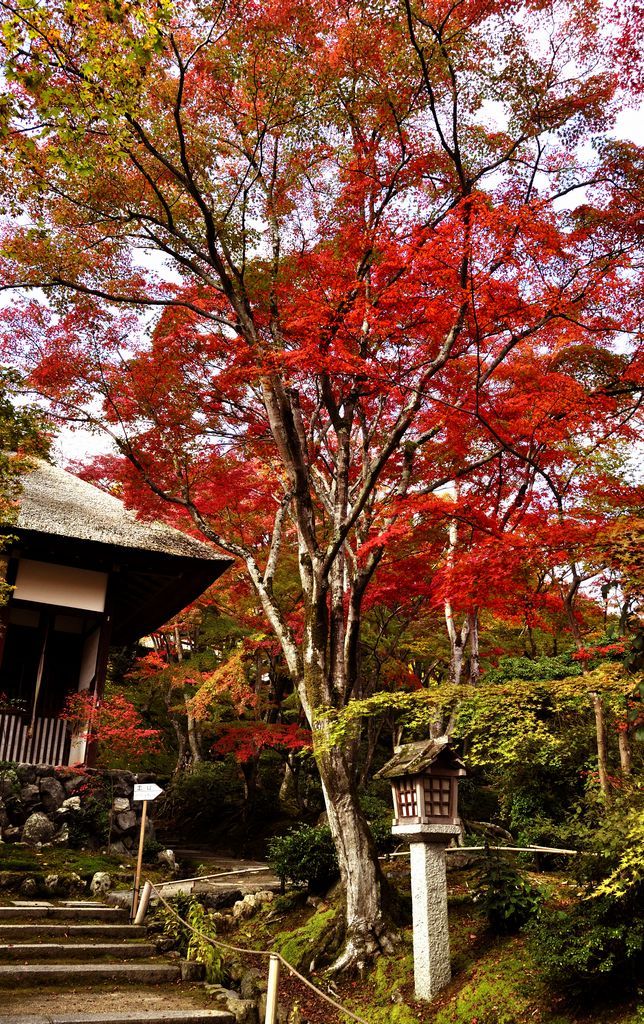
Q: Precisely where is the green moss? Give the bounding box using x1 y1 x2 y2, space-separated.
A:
273 908 340 972
433 939 541 1024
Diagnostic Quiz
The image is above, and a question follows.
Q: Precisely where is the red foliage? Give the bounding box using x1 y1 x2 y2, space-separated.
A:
61 692 161 760
212 722 311 763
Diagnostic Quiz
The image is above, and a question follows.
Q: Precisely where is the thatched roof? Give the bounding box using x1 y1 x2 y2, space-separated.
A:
16 459 224 563
7 459 231 643
374 738 465 780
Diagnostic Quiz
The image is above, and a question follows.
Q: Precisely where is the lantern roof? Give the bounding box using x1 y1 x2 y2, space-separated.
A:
374 738 465 780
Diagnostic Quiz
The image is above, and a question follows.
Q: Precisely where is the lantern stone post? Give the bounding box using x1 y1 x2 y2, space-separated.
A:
375 738 466 1002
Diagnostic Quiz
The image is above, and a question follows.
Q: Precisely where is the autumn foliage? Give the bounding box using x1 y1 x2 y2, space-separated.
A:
0 0 641 964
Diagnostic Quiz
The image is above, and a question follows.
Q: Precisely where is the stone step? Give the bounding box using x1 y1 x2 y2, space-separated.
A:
0 1014 234 1024
0 963 182 986
0 906 129 922
0 942 156 961
0 924 147 940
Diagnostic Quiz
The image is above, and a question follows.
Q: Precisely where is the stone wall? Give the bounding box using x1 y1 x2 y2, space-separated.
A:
0 764 155 852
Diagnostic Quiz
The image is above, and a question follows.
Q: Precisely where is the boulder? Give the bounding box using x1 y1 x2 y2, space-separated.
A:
39 777 66 811
20 784 41 805
157 848 176 873
0 769 19 801
44 874 61 894
90 871 112 895
15 765 37 785
202 889 243 911
180 960 205 982
22 812 55 846
112 797 130 813
108 839 129 856
53 824 70 846
115 810 137 832
19 877 39 897
2 826 20 842
61 796 81 811
240 967 266 1000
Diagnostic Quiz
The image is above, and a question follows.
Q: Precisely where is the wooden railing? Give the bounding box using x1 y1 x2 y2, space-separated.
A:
0 713 70 766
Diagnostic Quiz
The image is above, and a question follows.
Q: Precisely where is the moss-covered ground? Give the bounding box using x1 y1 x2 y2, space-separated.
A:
0 843 167 898
218 867 642 1024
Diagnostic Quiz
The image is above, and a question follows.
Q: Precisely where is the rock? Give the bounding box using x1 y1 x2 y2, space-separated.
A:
157 848 176 872
227 999 258 1024
20 784 41 805
110 772 134 797
106 890 133 909
44 874 61 895
205 984 241 1002
15 765 37 784
143 817 155 840
53 824 70 846
39 777 66 811
90 871 112 895
0 769 19 801
115 810 137 832
2 826 20 842
180 960 205 982
240 967 266 1000
112 797 130 813
256 891 275 903
62 796 81 811
22 812 55 846
0 799 8 830
108 839 129 856
20 877 39 896
4 796 25 826
202 889 244 911
154 935 176 953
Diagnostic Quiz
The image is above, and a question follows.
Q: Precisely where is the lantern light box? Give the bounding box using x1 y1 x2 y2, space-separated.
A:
374 737 465 827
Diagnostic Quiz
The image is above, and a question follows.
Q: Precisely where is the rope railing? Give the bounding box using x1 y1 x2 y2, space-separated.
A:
146 879 372 1024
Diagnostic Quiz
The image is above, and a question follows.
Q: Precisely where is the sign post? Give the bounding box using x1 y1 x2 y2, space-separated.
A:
131 783 163 921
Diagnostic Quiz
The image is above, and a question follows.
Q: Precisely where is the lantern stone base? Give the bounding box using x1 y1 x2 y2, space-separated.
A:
393 824 459 1001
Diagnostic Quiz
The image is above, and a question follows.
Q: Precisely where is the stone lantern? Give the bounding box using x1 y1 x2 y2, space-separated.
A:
375 737 465 1001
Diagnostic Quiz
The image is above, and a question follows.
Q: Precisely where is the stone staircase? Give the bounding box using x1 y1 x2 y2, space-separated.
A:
0 900 234 1024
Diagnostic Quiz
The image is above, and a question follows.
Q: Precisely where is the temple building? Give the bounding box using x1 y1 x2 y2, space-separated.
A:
0 460 230 766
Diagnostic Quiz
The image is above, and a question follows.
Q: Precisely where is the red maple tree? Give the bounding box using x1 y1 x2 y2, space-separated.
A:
0 0 642 965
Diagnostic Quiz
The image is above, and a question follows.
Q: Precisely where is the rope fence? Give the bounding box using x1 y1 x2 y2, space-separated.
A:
146 880 372 1024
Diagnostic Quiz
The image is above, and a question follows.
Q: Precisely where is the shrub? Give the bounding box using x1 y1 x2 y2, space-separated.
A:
267 824 339 894
530 896 644 1003
473 853 542 934
153 894 225 984
530 805 644 1004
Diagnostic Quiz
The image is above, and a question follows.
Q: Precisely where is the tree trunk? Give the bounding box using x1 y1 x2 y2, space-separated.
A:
618 729 632 777
316 737 393 971
186 703 202 763
591 692 611 799
171 717 187 774
468 609 480 685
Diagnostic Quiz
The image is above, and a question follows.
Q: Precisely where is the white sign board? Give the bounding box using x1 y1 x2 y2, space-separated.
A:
133 783 164 802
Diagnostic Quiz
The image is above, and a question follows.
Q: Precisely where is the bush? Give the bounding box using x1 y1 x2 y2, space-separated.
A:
473 853 542 934
267 824 339 894
530 805 644 1004
530 896 644 1003
153 894 225 984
